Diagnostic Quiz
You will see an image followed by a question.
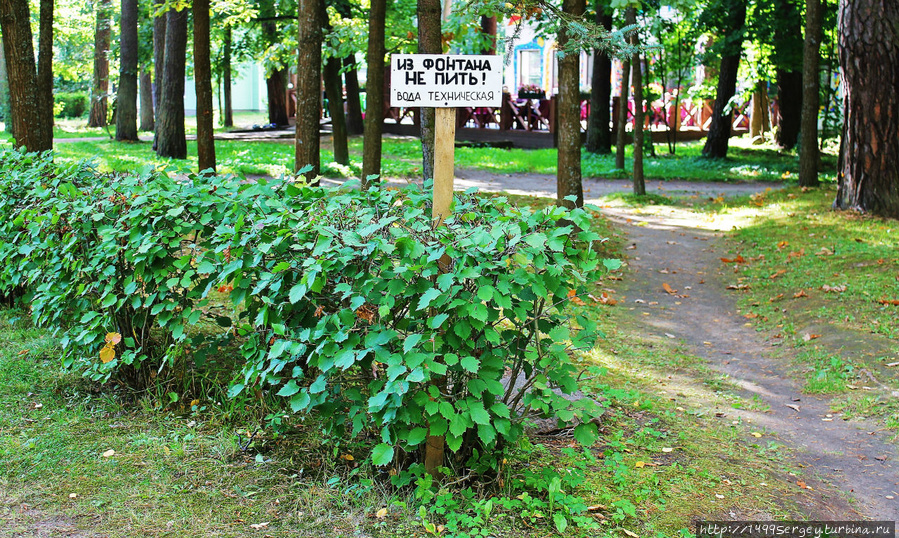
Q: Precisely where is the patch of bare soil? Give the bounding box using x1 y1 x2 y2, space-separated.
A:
0 487 97 538
605 205 899 520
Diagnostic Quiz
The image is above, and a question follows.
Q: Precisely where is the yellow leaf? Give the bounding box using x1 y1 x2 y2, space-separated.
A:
105 332 122 345
661 447 673 453
68 493 77 499
751 432 762 438
190 399 200 408
375 508 388 519
662 283 677 295
634 461 646 468
622 529 639 538
102 449 115 458
99 345 115 363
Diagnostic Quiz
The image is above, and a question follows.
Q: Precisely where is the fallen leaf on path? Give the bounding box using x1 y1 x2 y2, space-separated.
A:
68 493 77 499
662 283 677 295
787 249 805 262
822 284 846 293
714 494 725 499
720 255 746 264
770 270 787 279
634 461 646 468
793 290 809 298
785 404 801 412
102 449 115 458
622 528 639 538
587 505 606 512
886 362 899 367
18 349 29 356
777 241 789 249
816 247 834 256
661 447 673 453
770 294 785 302
877 298 899 306
802 333 821 342
665 333 676 339
726 284 750 291
249 522 269 530
751 432 762 438
744 313 759 319
796 480 813 490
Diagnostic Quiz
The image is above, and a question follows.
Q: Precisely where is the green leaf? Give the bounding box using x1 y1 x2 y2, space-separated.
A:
470 303 488 322
406 427 427 446
277 380 300 397
573 423 598 447
460 355 480 373
477 286 495 302
416 288 441 311
371 443 394 466
477 423 496 445
428 313 449 329
403 333 423 353
469 402 490 425
288 283 307 304
603 258 623 271
553 513 568 534
290 391 311 412
227 384 245 398
309 375 327 394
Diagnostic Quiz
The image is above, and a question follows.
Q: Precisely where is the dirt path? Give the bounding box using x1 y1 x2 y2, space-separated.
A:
604 204 899 519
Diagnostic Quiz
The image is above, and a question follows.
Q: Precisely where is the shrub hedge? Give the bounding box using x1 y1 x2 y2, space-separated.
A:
54 91 89 118
0 147 619 475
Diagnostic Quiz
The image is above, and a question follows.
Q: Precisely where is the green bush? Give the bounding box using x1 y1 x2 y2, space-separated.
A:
0 147 618 479
54 91 89 118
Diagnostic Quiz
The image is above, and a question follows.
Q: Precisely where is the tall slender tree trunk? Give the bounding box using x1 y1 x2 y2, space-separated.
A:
773 0 803 150
37 0 53 141
194 0 215 172
89 0 111 128
295 0 321 182
156 7 188 158
835 0 899 217
615 47 631 170
418 0 441 180
701 0 746 158
362 0 386 187
629 8 645 195
152 0 165 147
557 0 586 209
116 0 139 141
0 0 51 152
223 25 233 128
586 1 612 154
322 2 347 166
798 0 822 187
0 42 8 132
344 57 364 135
266 68 289 126
139 70 154 130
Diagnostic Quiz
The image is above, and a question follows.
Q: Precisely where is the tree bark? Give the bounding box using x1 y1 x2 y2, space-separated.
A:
37 0 53 142
615 50 631 170
344 56 364 135
139 69 154 131
223 25 233 128
295 0 321 182
772 0 803 150
362 0 386 187
629 7 644 195
266 68 289 126
798 0 821 187
116 0 139 141
0 0 51 152
153 0 165 144
0 41 8 132
586 1 612 154
156 7 188 158
835 0 899 217
194 0 215 172
321 2 347 166
701 0 746 158
556 0 586 209
89 0 112 128
418 0 441 181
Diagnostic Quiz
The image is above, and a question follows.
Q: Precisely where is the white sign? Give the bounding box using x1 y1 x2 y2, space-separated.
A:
390 54 503 108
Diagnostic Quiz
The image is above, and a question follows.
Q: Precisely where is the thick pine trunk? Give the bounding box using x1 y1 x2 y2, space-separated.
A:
156 7 188 158
362 0 386 186
139 70 154 131
629 7 645 195
586 2 612 154
295 0 321 182
223 25 233 128
702 0 746 158
556 0 586 209
0 0 51 152
836 0 899 218
418 0 441 180
116 0 139 141
89 0 111 128
194 0 215 172
798 0 821 187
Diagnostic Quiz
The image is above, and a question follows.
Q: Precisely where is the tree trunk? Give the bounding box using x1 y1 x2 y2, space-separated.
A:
556 0 586 209
772 0 803 150
362 0 386 187
152 0 165 145
155 7 188 158
615 52 631 170
0 0 51 152
37 0 53 143
586 1 612 154
835 0 899 218
194 0 215 172
418 0 441 181
223 25 233 128
139 70 154 131
323 57 348 165
295 0 321 182
701 0 746 158
0 41 8 131
116 0 139 141
798 0 822 187
344 56 364 135
266 68 289 126
629 7 645 195
89 0 111 128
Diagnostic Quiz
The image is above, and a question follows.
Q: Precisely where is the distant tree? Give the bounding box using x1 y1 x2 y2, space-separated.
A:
37 0 53 132
89 0 112 128
153 0 165 141
770 0 803 150
418 0 441 180
362 0 386 187
295 0 322 181
156 7 188 158
798 0 821 187
322 3 348 166
628 6 645 195
194 0 216 172
615 34 631 170
556 0 586 209
116 0 139 142
0 0 52 152
701 0 747 158
586 0 612 154
222 24 233 127
834 0 899 218
260 0 290 126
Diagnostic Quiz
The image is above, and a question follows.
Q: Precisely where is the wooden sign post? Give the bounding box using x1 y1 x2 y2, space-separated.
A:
389 54 502 476
390 54 503 223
